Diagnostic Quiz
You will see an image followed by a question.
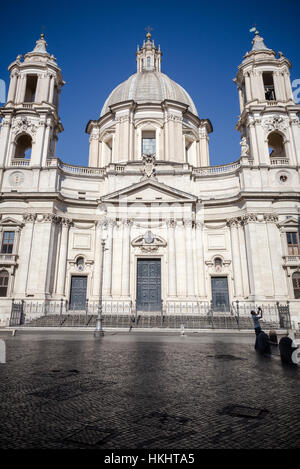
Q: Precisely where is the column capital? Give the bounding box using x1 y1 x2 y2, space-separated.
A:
263 213 279 223
61 217 72 227
227 217 242 228
42 213 60 223
166 218 177 228
241 213 257 225
184 218 193 228
122 218 133 227
23 213 36 223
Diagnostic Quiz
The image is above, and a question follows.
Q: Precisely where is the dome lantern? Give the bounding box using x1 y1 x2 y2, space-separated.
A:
136 30 162 73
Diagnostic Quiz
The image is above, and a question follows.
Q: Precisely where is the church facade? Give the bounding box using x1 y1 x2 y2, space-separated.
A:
0 31 300 327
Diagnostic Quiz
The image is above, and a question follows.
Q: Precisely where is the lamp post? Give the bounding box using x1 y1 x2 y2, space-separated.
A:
94 230 108 338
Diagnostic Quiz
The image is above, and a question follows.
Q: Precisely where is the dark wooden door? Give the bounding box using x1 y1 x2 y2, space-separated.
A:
69 276 87 310
137 259 161 312
211 277 230 312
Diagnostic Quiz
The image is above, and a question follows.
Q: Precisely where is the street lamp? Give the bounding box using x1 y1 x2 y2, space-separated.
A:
94 230 108 338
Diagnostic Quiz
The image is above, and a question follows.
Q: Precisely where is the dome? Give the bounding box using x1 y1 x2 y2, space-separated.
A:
100 71 198 117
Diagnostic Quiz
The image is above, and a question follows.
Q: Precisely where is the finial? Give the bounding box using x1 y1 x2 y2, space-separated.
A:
250 24 259 36
145 25 153 41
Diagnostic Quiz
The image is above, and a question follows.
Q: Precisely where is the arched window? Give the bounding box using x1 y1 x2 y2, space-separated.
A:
14 134 32 159
268 132 286 160
0 270 9 297
292 272 300 299
147 57 151 70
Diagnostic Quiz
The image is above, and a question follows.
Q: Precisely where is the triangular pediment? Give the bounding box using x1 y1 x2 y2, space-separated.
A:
0 216 23 227
278 216 299 228
101 179 197 204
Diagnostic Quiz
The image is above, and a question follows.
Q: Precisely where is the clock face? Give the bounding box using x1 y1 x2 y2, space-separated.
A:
9 171 24 187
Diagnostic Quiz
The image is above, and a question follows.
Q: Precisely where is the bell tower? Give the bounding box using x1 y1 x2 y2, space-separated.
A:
234 28 300 166
0 34 64 167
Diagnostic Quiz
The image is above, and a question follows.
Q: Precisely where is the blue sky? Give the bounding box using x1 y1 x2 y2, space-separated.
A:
1 0 299 166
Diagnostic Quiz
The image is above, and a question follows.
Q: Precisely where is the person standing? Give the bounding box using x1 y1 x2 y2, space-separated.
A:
251 307 263 349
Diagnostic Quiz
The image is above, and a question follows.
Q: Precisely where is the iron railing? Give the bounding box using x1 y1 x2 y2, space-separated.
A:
11 299 291 330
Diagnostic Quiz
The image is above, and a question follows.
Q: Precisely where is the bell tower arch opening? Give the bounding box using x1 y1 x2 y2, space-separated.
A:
14 133 32 159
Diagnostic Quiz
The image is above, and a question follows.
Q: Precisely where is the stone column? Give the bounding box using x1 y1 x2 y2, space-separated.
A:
13 213 36 296
88 128 100 167
238 87 244 113
195 221 206 297
175 220 186 297
283 71 294 100
41 120 51 164
7 73 18 102
185 219 195 297
199 127 210 166
245 73 252 102
103 218 114 297
56 218 71 296
166 219 177 297
0 116 11 165
264 214 288 298
228 218 243 298
93 221 103 297
31 121 46 166
17 75 26 103
237 222 250 298
121 219 132 297
48 75 55 104
112 221 123 296
248 121 259 165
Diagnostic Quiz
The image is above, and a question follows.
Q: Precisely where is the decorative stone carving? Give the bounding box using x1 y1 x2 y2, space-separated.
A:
184 219 193 228
61 217 72 227
9 171 24 187
11 117 38 141
132 232 166 252
263 213 279 223
261 115 289 134
43 213 60 223
227 217 242 228
240 136 249 157
141 154 157 180
23 213 36 223
166 218 177 228
242 213 258 224
167 114 183 123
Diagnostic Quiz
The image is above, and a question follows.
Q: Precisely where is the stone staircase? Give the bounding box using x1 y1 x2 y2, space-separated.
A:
22 313 280 330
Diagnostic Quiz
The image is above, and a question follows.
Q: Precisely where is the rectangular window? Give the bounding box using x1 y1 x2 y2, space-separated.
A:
287 232 300 255
142 131 156 155
24 75 38 103
263 72 276 101
1 231 15 254
0 272 9 297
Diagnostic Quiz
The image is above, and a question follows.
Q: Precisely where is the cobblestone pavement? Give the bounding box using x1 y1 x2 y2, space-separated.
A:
0 330 299 449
